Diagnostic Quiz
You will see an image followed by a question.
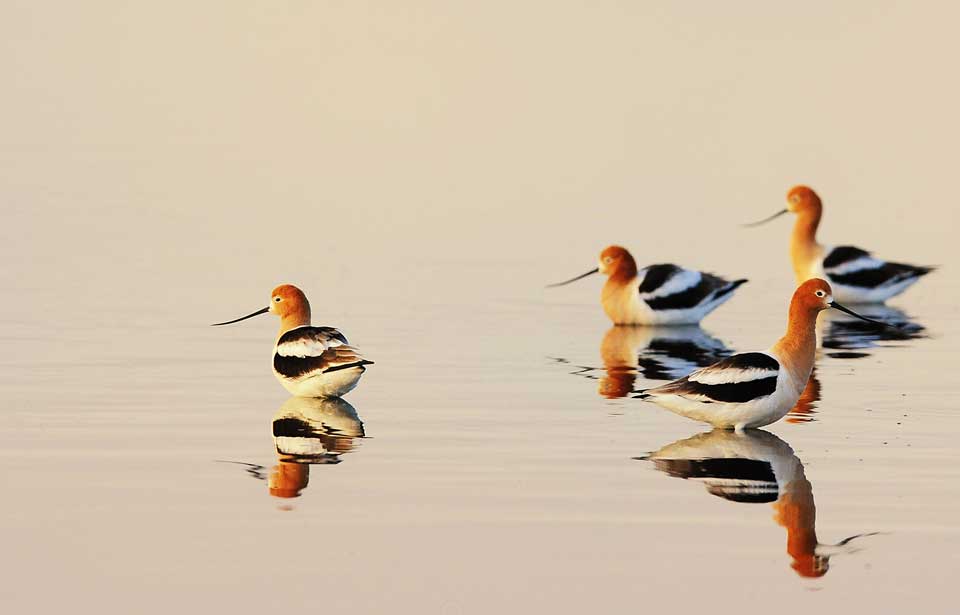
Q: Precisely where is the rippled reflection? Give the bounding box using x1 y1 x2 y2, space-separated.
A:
270 396 365 500
598 325 731 398
638 430 876 578
785 369 821 424
822 305 925 359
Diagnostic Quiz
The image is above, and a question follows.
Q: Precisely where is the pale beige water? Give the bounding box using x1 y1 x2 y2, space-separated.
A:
2 3 959 613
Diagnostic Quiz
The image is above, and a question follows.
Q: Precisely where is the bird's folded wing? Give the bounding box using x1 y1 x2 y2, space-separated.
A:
647 352 780 403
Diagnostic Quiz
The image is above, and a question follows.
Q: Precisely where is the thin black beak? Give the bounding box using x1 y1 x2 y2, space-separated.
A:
743 208 789 228
211 306 270 326
829 301 896 328
547 268 599 288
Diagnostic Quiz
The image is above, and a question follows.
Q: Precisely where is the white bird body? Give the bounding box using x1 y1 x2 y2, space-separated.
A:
639 350 808 431
602 266 746 325
638 279 886 431
549 246 747 326
272 325 371 398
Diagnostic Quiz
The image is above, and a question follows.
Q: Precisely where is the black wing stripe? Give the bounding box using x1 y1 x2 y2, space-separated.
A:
829 263 932 288
637 264 683 294
278 326 349 346
274 353 334 378
645 282 713 310
706 352 779 372
323 360 374 373
823 246 871 269
644 275 745 311
711 278 748 300
681 375 779 403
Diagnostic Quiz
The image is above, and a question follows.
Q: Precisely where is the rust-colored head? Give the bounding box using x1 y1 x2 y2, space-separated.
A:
211 282 313 329
786 185 822 214
598 245 638 279
269 284 311 321
790 278 834 315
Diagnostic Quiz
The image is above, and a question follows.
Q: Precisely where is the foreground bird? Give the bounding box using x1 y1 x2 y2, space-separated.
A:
637 279 889 430
746 185 934 303
212 284 373 398
548 245 747 325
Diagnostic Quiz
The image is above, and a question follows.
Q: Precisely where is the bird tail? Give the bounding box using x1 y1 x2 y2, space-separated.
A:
324 359 375 373
713 278 748 301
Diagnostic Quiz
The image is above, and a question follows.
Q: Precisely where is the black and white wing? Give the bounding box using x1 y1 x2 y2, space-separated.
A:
640 352 780 403
273 326 373 379
823 245 933 289
637 264 747 311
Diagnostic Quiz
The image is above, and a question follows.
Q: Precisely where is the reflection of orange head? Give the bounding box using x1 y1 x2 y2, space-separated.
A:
598 246 638 282
268 461 310 498
599 369 636 399
786 185 822 214
773 478 826 578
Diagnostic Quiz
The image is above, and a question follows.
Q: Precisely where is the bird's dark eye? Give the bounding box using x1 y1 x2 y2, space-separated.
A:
274 297 282 302
815 291 825 297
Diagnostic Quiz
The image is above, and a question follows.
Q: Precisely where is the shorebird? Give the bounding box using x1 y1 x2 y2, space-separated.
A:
636 278 889 430
746 185 934 303
212 284 373 398
638 429 877 578
548 245 747 325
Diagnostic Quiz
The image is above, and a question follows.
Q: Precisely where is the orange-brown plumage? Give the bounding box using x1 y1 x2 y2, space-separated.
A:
270 284 312 335
771 278 832 387
786 186 825 282
598 245 638 284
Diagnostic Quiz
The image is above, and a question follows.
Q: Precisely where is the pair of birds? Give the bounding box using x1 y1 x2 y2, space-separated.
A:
548 185 932 323
546 185 931 430
212 185 931 431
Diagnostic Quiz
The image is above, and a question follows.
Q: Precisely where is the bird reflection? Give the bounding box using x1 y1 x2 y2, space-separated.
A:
598 325 731 398
269 396 365 500
821 305 925 359
638 429 876 578
785 368 821 424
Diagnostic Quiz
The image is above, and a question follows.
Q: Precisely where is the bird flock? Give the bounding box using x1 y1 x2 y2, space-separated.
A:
213 185 933 432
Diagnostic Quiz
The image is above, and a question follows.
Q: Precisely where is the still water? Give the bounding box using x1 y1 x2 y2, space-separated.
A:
2 254 957 613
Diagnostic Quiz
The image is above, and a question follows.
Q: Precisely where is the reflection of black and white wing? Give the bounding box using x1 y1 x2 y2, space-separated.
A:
637 264 747 311
641 352 779 403
273 326 373 378
823 245 932 289
637 335 732 380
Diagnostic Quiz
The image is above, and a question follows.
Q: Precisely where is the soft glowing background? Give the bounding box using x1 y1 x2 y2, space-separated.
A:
2 3 957 614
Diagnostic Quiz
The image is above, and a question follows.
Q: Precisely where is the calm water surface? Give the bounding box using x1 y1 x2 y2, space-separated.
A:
2 256 957 613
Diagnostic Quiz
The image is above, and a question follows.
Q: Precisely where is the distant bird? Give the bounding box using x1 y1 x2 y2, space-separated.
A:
212 284 373 398
548 245 747 325
746 185 934 303
636 279 889 430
